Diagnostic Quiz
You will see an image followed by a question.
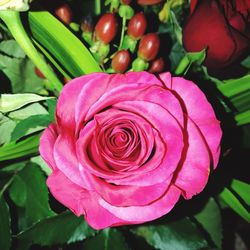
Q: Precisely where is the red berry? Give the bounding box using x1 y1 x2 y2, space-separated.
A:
95 13 118 44
137 0 163 5
121 0 132 4
138 33 160 61
112 50 131 73
149 57 165 73
35 67 45 79
127 12 147 40
54 3 73 24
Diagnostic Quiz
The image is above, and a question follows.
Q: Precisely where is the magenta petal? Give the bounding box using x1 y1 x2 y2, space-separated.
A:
39 123 58 170
47 170 127 229
99 185 181 222
108 71 162 87
53 134 86 188
160 74 222 168
89 175 172 206
56 75 95 129
113 100 184 180
174 118 210 199
135 84 185 126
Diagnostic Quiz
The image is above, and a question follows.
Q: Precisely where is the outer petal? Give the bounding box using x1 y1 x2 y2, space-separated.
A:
161 73 222 167
39 123 58 170
99 185 181 222
174 118 210 199
47 170 127 229
53 134 86 188
75 72 162 130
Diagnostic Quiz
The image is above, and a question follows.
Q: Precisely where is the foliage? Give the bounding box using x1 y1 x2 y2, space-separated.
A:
0 0 249 249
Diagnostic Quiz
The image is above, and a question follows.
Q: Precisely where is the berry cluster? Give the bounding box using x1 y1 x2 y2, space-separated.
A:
36 0 167 78
90 0 165 73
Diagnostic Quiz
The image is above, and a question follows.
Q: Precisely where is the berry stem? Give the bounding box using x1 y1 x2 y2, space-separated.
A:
118 15 127 50
94 0 101 15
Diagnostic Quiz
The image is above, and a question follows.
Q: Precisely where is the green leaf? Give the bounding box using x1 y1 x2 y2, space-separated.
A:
0 162 26 177
0 39 26 58
10 114 51 141
0 113 16 145
46 98 57 121
9 102 48 120
219 188 250 223
17 211 95 249
67 218 96 244
83 228 129 250
0 197 11 250
16 163 55 226
219 75 250 98
0 93 53 113
0 55 46 94
231 179 250 206
28 11 102 77
0 134 40 161
175 49 206 75
169 10 182 45
241 56 250 69
194 198 222 248
235 110 250 126
9 175 27 207
30 156 52 176
131 217 209 250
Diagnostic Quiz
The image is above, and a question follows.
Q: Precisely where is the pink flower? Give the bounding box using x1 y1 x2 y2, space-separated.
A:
39 72 222 229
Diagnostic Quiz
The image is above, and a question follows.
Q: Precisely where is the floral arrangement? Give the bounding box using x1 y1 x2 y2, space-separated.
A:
0 0 249 249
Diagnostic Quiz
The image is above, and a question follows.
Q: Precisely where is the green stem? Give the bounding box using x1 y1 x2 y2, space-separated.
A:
94 0 101 15
118 15 126 50
0 11 63 95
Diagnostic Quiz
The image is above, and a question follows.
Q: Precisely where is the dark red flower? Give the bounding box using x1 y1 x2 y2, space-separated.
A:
183 0 250 68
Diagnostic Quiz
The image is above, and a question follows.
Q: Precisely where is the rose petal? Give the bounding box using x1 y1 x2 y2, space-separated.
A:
56 74 99 129
76 72 162 128
183 0 235 67
161 73 222 167
53 134 86 188
113 100 184 183
99 185 181 222
86 174 172 207
174 117 210 199
39 123 58 170
47 170 127 229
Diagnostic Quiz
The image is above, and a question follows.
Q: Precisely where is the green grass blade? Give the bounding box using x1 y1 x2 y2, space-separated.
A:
28 11 102 77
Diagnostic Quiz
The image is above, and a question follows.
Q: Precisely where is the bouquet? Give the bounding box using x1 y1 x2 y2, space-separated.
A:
0 0 249 249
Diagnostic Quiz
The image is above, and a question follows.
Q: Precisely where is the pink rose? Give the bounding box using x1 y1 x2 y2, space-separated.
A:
39 72 222 229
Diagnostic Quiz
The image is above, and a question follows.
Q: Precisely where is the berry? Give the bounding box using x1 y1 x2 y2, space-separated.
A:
137 0 163 5
95 13 118 44
54 3 73 24
112 50 131 73
138 33 160 61
149 57 165 73
121 0 132 4
35 67 45 79
127 12 147 40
